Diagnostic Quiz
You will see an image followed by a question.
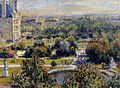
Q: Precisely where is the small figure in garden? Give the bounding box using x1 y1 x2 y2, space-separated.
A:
102 63 106 69
14 54 16 63
109 57 117 69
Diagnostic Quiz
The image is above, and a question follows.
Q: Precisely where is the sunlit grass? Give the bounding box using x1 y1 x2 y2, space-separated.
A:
0 59 23 65
45 58 73 65
0 68 21 83
0 42 10 48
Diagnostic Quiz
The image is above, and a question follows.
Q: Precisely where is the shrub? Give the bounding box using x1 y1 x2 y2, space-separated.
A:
107 75 120 88
51 61 57 67
75 64 106 88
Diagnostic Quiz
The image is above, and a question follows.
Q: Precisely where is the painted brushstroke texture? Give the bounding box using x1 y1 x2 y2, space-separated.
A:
18 0 120 16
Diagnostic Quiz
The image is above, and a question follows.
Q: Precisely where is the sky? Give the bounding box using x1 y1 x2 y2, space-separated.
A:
18 0 120 16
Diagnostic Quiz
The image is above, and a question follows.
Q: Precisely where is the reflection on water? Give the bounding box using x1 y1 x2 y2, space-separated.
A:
50 70 77 85
56 73 65 85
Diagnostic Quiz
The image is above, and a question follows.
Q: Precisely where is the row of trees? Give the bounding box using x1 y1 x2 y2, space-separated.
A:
29 18 120 40
24 36 78 58
86 30 120 64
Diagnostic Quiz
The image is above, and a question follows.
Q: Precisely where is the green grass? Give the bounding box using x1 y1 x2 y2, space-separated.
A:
0 68 21 83
0 59 23 65
0 56 74 65
0 57 74 83
113 65 120 73
0 42 10 48
45 58 73 65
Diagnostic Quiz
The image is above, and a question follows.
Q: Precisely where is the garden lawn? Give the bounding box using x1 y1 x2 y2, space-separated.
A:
45 58 73 65
0 42 10 48
0 59 23 65
0 68 21 83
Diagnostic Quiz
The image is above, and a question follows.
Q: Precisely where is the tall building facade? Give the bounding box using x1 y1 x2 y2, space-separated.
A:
0 0 21 42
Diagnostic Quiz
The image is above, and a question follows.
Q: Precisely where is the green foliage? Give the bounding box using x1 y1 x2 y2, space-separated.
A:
65 36 75 42
53 36 78 57
55 37 63 43
75 64 106 88
86 41 110 64
51 64 106 88
38 35 44 39
24 47 34 58
37 46 47 57
22 17 120 41
25 39 52 57
109 32 120 59
11 49 51 88
107 75 120 88
11 42 25 50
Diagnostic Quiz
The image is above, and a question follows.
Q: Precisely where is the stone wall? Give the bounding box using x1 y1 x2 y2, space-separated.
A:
0 18 13 40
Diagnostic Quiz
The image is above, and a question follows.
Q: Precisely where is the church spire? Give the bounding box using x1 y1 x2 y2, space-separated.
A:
6 0 13 18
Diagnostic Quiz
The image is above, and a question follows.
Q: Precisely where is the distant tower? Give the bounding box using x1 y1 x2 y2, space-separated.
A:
0 0 21 42
12 0 21 41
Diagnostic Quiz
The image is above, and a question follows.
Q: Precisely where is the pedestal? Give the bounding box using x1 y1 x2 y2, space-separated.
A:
2 67 9 77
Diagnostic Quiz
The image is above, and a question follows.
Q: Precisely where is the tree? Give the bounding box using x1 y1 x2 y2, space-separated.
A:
65 36 75 43
75 64 106 88
109 32 120 60
46 45 52 57
54 36 77 57
11 42 25 50
11 49 51 88
51 61 57 67
34 39 44 47
24 47 34 58
55 41 70 57
107 75 120 88
86 41 110 64
37 46 47 57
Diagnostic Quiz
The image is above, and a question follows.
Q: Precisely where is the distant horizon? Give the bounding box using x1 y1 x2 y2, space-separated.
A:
21 14 120 17
18 0 120 16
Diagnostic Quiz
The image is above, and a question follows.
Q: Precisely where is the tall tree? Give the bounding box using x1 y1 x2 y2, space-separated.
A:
11 49 50 88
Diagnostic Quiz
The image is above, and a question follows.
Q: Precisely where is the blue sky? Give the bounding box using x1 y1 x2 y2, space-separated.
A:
18 0 120 16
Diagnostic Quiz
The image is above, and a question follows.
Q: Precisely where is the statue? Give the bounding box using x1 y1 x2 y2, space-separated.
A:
109 57 116 69
14 54 16 63
2 48 9 77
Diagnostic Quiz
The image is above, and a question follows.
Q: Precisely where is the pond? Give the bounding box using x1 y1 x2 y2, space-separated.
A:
49 70 77 85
